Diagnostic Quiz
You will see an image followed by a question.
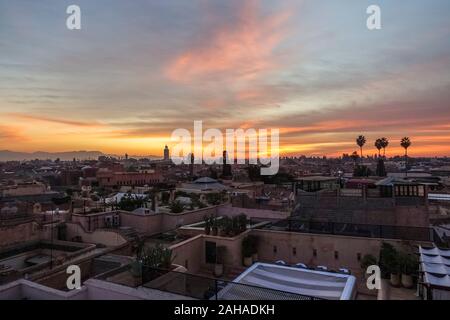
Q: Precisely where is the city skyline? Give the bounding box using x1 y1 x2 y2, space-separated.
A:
1 0 450 157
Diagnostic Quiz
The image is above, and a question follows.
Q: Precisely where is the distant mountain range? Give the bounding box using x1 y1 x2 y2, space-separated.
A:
0 150 161 161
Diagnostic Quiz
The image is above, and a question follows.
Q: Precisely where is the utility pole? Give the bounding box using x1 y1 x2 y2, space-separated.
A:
50 205 54 270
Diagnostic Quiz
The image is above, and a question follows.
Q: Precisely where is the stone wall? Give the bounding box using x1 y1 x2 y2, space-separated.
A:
65 222 127 247
0 221 41 249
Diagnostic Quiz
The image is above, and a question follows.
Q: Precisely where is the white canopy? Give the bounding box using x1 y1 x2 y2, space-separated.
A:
419 246 450 291
421 262 450 276
419 246 450 258
423 273 450 288
217 263 356 300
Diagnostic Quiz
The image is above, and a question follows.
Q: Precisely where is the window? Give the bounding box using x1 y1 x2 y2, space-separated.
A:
357 253 362 261
185 260 188 269
313 249 317 257
334 251 339 259
205 241 216 264
292 247 297 256
273 246 277 254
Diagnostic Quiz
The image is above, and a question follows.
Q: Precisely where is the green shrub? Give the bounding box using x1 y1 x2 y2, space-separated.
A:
360 254 377 271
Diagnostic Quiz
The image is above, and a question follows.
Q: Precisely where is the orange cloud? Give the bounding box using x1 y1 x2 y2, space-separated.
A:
165 0 291 83
0 125 29 142
8 113 100 127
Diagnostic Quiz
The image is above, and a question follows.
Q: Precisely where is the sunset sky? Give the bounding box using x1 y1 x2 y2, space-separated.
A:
1 0 449 157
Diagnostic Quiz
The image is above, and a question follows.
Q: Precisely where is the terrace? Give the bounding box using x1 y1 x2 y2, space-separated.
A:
144 231 191 248
0 240 96 285
95 263 322 300
258 218 435 242
180 216 267 232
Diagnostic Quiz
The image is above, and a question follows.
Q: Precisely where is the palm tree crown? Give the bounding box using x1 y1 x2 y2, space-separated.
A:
400 137 411 154
356 135 366 158
401 137 411 177
380 137 389 157
375 139 383 156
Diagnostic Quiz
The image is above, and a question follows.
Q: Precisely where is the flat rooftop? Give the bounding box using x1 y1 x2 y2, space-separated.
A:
219 263 356 300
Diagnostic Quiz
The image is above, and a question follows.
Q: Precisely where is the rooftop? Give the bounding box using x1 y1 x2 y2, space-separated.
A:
222 263 356 300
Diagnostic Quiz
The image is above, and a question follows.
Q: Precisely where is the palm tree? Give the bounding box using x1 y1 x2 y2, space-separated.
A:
400 137 411 177
375 138 383 157
380 137 389 157
356 135 366 159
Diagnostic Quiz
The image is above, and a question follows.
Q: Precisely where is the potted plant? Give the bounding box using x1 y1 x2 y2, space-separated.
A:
231 216 240 236
380 242 401 287
389 255 401 287
204 215 211 235
159 246 176 270
400 253 418 289
242 237 253 267
131 259 143 278
238 214 248 233
360 254 377 279
226 217 234 236
214 246 226 277
131 239 146 278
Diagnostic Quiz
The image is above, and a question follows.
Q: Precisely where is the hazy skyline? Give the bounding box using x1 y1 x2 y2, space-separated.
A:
1 0 450 157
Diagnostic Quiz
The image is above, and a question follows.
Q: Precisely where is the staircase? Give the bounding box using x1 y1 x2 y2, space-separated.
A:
118 227 140 242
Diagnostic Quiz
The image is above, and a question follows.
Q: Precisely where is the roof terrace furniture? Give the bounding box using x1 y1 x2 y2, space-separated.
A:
275 260 286 266
294 263 307 269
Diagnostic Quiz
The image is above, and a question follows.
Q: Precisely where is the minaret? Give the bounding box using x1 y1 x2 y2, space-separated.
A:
190 153 194 178
222 150 232 177
164 145 170 161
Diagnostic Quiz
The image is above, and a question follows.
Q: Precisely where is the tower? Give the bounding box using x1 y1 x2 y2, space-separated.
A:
164 145 170 161
190 153 195 178
222 150 232 177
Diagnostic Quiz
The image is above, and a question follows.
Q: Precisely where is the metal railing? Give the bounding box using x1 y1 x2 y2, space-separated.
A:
142 266 320 300
96 264 321 300
258 218 434 242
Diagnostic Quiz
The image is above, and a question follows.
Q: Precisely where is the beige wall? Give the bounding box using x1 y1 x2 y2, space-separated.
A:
252 229 429 274
167 227 431 280
0 221 41 249
170 235 204 274
2 184 46 197
169 230 251 272
70 205 226 236
218 205 289 220
162 206 222 232
36 259 93 290
65 222 127 247
202 231 250 268
118 212 162 235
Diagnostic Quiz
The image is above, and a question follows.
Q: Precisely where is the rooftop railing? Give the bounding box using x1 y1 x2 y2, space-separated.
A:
96 264 321 300
257 218 434 242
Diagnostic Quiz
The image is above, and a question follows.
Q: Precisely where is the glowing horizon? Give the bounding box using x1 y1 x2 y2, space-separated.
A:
1 1 449 158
